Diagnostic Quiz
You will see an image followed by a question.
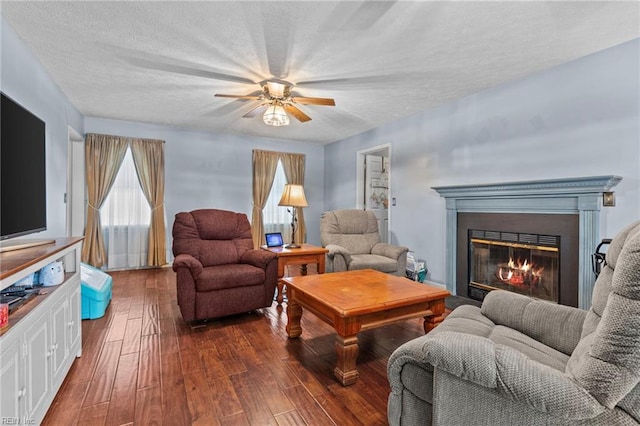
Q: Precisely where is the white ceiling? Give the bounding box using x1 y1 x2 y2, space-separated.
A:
2 1 639 144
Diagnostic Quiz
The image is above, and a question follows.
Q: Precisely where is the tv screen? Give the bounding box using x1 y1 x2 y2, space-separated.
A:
1 92 47 240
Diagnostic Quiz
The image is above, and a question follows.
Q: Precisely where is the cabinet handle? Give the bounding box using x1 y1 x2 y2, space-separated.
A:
17 388 26 399
68 320 75 327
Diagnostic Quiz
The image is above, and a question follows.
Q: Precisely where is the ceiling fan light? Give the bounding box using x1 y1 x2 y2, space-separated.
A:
263 104 290 127
266 81 285 98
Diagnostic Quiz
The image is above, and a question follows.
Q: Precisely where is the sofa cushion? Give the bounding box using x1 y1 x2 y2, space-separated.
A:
348 254 398 273
172 209 254 267
431 304 568 371
566 221 640 409
196 264 266 292
320 210 380 254
430 304 495 338
482 290 586 356
190 209 253 241
489 326 569 371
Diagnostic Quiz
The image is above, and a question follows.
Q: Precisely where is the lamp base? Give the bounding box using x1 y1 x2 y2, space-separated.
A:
284 243 302 249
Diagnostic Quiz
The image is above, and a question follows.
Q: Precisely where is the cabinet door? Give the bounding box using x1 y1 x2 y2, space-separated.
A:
67 283 82 356
51 292 69 387
24 310 50 419
0 337 24 417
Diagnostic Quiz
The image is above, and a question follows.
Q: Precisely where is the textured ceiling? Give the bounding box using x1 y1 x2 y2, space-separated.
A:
2 1 639 144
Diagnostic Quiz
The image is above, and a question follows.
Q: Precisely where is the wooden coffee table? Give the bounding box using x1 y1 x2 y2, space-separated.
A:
261 243 328 304
283 269 450 386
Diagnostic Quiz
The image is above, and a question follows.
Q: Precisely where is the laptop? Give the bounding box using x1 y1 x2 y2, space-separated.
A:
265 232 284 247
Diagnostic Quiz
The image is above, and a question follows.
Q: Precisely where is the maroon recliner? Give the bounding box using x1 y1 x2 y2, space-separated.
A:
172 209 278 322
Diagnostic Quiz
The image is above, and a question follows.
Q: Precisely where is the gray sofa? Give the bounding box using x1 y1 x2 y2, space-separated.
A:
387 220 640 425
320 209 409 276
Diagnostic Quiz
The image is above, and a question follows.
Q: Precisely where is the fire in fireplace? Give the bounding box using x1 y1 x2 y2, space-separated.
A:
468 229 560 303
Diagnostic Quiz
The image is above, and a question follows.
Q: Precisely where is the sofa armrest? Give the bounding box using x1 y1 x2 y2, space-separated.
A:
388 332 604 420
324 244 351 273
481 290 587 355
326 244 352 263
371 243 409 260
172 254 203 278
240 249 277 269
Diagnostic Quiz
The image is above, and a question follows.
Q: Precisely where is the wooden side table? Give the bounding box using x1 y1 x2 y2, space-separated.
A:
261 243 329 304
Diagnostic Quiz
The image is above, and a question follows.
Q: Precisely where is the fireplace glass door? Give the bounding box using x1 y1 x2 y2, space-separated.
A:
469 230 560 303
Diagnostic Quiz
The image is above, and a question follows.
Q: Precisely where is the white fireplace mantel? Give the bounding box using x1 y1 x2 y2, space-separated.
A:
432 175 622 309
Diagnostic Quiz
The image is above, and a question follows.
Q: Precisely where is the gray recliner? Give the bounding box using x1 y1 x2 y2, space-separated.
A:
387 220 640 425
320 209 409 276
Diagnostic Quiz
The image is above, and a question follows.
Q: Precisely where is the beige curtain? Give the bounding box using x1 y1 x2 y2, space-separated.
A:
251 150 280 249
81 134 129 267
280 152 306 245
130 139 167 266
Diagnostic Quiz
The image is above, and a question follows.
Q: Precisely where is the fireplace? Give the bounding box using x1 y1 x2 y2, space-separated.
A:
468 229 560 303
457 213 578 306
433 176 621 309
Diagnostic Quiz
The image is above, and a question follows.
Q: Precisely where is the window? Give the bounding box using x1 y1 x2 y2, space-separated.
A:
263 160 291 242
100 148 151 269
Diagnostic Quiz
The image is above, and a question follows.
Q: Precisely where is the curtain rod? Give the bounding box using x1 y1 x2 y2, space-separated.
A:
253 148 304 155
85 132 165 143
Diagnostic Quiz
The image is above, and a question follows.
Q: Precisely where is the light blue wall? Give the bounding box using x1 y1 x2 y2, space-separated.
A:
84 117 325 251
1 16 84 239
3 13 326 253
324 38 640 286
4 11 638 281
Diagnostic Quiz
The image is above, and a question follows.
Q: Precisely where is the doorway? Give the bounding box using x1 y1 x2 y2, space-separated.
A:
356 144 391 243
66 126 85 238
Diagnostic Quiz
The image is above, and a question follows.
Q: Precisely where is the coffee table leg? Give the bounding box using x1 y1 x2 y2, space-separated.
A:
334 335 359 386
423 299 446 333
286 300 302 338
276 280 285 305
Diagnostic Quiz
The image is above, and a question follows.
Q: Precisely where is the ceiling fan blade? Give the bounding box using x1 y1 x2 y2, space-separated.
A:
243 103 268 118
261 6 292 78
296 72 439 89
215 94 261 100
291 97 335 106
123 55 256 85
283 104 311 123
317 1 395 33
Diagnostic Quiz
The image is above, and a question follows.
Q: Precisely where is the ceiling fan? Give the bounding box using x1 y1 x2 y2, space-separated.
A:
215 81 335 126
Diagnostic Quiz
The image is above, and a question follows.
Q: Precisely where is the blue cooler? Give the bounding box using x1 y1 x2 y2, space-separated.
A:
80 262 112 319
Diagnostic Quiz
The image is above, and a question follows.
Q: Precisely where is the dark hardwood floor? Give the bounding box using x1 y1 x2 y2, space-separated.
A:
42 265 437 425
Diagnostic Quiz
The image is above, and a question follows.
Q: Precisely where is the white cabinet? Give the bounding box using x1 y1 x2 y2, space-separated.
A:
24 310 50 419
50 286 70 389
0 238 82 423
68 284 82 360
0 337 23 418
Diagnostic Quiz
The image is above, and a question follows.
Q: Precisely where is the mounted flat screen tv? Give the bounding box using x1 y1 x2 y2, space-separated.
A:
1 92 47 240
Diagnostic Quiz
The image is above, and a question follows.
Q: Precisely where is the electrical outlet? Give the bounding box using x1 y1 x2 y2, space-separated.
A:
392 198 396 206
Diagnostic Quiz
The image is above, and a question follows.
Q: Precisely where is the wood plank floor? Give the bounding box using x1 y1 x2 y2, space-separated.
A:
42 265 433 425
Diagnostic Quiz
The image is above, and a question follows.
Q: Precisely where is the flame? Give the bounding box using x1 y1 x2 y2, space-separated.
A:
506 258 533 272
532 265 545 276
497 258 544 286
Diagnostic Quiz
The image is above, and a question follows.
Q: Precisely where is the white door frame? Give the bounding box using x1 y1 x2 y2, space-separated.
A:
356 143 391 241
65 126 85 237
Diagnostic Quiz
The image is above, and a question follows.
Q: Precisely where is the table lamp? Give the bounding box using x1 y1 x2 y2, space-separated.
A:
278 184 308 248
